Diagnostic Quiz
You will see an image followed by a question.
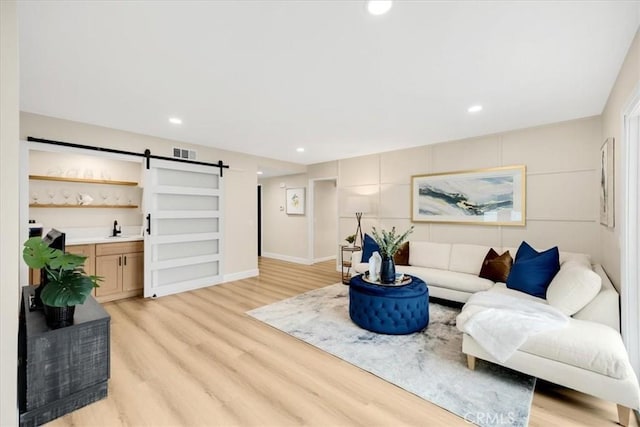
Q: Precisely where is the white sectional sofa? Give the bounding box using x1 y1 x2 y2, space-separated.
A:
351 241 640 425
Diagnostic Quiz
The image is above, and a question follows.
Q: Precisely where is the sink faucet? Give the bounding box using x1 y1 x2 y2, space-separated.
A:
112 220 121 237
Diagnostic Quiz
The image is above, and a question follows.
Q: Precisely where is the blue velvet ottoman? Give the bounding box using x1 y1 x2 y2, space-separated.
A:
349 274 429 335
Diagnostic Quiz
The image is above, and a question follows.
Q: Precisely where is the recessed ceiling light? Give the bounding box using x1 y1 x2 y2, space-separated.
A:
367 0 393 16
257 171 263 175
169 117 182 125
467 105 483 113
296 147 305 153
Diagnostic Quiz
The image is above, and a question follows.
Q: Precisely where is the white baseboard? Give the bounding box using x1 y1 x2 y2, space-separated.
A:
262 252 312 265
313 255 336 263
223 269 259 283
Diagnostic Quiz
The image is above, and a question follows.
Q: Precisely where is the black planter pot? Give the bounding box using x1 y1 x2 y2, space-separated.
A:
43 304 75 329
380 255 396 284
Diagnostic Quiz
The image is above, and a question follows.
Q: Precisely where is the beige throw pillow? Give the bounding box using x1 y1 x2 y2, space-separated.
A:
546 261 602 316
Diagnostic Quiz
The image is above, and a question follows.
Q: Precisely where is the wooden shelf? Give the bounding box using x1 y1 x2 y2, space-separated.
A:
29 204 139 209
29 175 138 186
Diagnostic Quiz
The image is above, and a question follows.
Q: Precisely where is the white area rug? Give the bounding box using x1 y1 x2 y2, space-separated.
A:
247 283 535 427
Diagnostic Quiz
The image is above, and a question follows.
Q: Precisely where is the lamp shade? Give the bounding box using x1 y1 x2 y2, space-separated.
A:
345 196 371 214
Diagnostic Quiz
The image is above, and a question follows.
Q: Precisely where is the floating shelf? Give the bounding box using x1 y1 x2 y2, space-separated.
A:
29 204 139 209
29 175 138 186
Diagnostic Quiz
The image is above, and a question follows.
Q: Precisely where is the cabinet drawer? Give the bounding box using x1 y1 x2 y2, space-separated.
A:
96 241 143 256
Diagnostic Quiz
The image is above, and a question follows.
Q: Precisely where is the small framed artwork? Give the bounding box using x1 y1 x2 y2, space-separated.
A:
286 187 305 215
411 165 526 226
600 138 615 227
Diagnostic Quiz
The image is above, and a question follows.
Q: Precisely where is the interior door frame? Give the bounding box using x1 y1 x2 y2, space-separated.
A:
621 85 640 380
307 176 338 265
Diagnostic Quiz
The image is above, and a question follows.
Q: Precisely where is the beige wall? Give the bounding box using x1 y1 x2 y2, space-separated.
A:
313 179 337 260
600 29 640 288
0 1 20 424
21 112 301 278
337 116 603 259
260 174 310 263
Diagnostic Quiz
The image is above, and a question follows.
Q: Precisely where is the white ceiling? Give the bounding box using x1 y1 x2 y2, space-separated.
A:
18 1 640 165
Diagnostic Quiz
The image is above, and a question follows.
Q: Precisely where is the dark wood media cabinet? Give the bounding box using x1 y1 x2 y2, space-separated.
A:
18 286 110 426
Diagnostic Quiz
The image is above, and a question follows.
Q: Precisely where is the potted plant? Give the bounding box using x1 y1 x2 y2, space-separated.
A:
344 234 356 246
370 226 414 284
23 237 101 328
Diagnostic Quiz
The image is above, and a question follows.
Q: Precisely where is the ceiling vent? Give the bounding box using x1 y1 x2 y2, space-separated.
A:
173 147 196 160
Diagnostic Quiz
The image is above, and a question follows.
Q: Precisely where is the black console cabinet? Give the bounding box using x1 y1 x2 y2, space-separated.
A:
18 286 110 426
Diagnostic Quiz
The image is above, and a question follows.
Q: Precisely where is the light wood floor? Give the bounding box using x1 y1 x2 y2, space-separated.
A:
48 257 638 427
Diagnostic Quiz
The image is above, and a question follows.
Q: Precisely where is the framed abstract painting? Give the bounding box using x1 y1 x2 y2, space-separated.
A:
599 138 615 227
286 187 305 215
411 165 526 226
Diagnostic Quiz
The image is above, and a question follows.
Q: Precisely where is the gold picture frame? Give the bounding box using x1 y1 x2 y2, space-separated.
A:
411 165 526 226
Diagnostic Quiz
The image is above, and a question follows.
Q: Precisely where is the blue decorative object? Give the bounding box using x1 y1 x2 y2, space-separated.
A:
349 274 429 334
379 255 396 284
361 233 380 263
506 241 560 298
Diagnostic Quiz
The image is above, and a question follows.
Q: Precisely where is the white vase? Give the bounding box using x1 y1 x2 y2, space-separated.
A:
369 251 382 282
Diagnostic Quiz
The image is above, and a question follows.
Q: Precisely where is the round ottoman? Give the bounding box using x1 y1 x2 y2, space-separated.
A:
349 274 429 335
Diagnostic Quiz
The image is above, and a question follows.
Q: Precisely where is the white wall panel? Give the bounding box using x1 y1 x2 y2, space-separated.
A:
380 146 429 184
339 154 379 186
338 185 379 217
502 220 598 255
429 224 501 247
502 117 600 173
430 136 500 173
526 171 597 221
379 184 410 218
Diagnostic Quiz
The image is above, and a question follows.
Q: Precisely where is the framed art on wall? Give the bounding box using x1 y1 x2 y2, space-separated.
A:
286 187 305 215
411 165 526 225
599 138 615 227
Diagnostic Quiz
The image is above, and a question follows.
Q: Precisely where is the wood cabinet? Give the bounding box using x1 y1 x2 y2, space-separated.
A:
95 241 144 302
66 244 96 276
29 244 95 286
18 287 110 426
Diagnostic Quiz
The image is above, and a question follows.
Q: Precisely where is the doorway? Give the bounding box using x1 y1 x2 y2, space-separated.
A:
257 185 262 257
308 177 338 263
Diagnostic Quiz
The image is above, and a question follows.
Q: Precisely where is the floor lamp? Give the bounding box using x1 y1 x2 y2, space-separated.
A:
345 196 371 249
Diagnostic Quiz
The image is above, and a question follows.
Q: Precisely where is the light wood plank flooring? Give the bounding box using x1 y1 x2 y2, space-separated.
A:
48 257 637 426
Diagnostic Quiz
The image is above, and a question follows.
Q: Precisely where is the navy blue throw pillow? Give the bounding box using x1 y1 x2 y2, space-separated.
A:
506 241 560 299
361 234 380 263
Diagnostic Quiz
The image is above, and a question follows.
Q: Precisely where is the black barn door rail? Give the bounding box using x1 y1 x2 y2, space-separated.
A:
26 137 230 176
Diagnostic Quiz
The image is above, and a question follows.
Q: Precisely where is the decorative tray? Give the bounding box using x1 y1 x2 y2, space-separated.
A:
362 272 412 287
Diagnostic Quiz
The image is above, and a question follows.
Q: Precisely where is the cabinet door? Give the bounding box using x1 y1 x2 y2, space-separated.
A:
95 254 122 297
67 244 96 276
122 252 144 292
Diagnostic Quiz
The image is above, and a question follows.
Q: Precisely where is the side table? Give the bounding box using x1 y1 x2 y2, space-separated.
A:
340 245 361 284
18 286 110 426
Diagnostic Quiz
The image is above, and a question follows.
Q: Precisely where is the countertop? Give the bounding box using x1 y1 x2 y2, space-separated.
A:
50 226 144 246
67 235 143 245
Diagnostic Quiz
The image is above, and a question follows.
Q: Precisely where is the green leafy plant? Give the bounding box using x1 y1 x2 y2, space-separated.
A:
345 234 356 244
23 237 101 307
370 226 414 257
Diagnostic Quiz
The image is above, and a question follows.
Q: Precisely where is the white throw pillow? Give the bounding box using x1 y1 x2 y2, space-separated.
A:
409 241 451 270
449 244 493 275
559 251 592 267
546 261 602 316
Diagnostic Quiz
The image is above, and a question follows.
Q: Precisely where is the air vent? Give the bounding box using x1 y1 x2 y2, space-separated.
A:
172 147 197 160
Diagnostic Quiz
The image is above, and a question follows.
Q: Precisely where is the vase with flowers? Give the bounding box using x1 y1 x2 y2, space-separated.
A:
370 226 414 284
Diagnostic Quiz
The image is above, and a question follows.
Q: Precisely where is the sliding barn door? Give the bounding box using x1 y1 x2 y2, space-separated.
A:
143 159 223 298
